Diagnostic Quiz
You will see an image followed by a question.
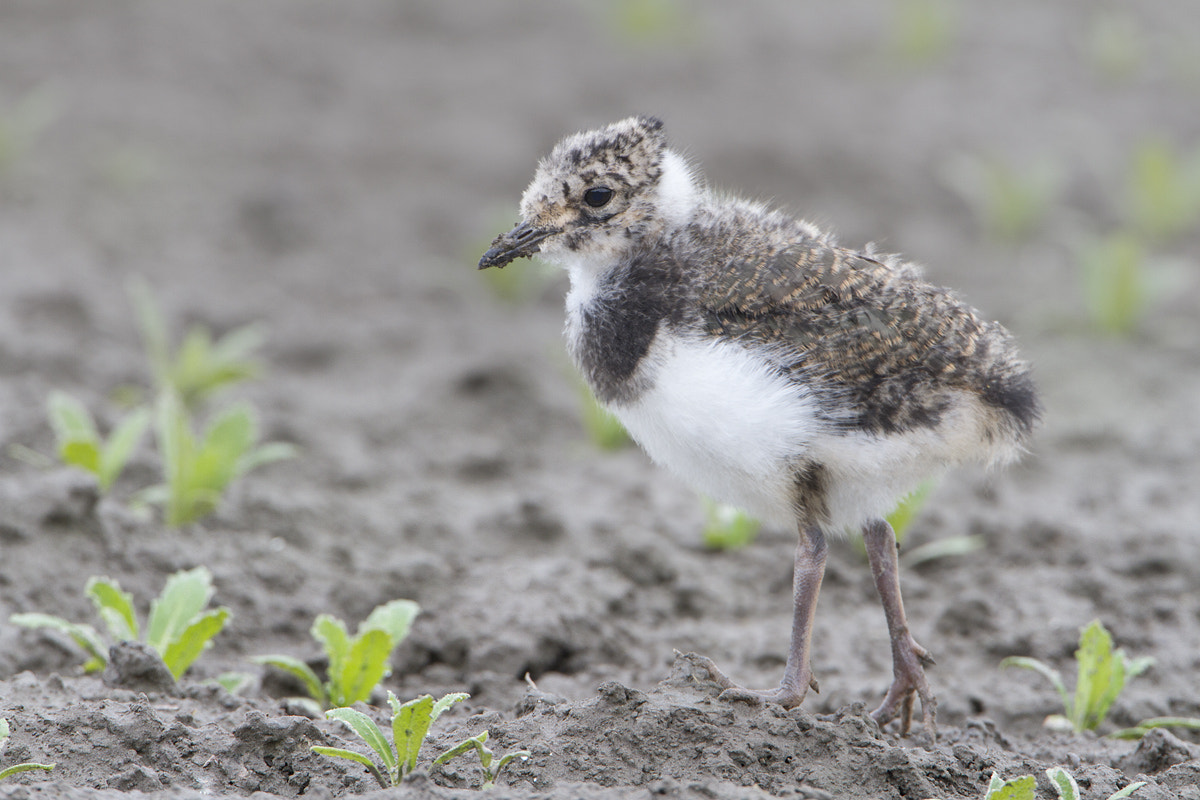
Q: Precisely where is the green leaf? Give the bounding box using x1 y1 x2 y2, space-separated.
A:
885 479 935 542
1046 767 1080 800
0 762 56 781
701 498 760 550
312 615 350 685
359 599 419 648
146 567 215 655
98 407 150 491
130 277 171 387
325 708 395 773
1000 656 1071 718
332 628 392 707
1109 716 1200 740
430 692 469 724
1107 782 1146 800
0 717 8 743
86 577 139 642
9 613 108 673
192 404 256 491
1074 620 1121 730
984 774 1036 800
236 441 297 476
392 694 434 777
251 655 326 706
310 746 387 789
48 391 100 449
434 731 488 766
160 606 230 678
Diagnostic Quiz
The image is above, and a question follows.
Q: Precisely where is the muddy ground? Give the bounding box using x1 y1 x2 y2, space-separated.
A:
1 2 1199 799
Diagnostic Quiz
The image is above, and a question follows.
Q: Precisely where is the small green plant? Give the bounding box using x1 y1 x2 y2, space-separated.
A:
701 497 760 550
977 160 1059 243
254 599 419 712
9 566 230 679
1046 767 1144 800
313 691 468 788
138 391 295 526
132 278 264 411
47 391 150 492
1001 619 1153 733
577 380 629 450
434 730 530 790
928 768 1143 800
0 719 55 782
1109 716 1200 741
1126 139 1200 242
1077 231 1148 336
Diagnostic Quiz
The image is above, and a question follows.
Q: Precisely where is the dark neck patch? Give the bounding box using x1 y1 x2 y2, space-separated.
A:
574 250 686 405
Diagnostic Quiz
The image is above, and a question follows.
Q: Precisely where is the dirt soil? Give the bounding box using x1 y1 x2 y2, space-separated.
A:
1 2 1198 799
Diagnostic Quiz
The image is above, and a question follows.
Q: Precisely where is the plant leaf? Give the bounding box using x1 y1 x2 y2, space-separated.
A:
312 614 350 696
1046 767 1080 800
434 731 488 766
146 566 215 655
98 407 150 491
332 628 391 707
192 404 256 491
0 762 56 780
9 613 108 673
160 607 230 678
325 708 395 773
999 656 1071 718
1107 782 1147 799
392 694 434 777
430 692 469 724
310 746 387 789
985 774 1037 800
48 391 100 450
236 441 297 476
86 577 139 642
1109 716 1200 740
359 599 419 648
251 655 326 706
130 278 171 387
1074 620 1121 730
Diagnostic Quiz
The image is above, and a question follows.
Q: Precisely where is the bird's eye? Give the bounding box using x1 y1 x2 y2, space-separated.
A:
583 186 614 208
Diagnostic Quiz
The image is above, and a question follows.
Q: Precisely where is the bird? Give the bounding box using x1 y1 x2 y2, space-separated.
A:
479 116 1039 738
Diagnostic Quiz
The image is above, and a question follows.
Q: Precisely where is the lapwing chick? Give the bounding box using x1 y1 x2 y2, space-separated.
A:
480 117 1039 737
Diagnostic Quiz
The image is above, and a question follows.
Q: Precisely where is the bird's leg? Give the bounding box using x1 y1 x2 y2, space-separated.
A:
683 524 827 708
862 517 937 738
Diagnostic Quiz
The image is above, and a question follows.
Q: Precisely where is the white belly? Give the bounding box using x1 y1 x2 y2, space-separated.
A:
608 334 822 526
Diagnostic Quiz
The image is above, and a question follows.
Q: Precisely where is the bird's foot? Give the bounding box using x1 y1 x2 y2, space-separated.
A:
869 636 937 739
674 651 818 709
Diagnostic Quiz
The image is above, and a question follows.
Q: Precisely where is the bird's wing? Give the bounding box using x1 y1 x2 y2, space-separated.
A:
698 239 1002 432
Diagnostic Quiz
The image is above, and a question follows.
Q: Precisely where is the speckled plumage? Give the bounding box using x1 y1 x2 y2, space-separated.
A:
481 116 1040 738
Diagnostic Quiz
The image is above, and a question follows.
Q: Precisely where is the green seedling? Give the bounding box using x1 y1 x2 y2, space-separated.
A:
941 155 1060 244
1127 139 1200 242
0 718 55 782
928 768 1142 800
1077 231 1148 336
605 0 697 48
254 599 420 712
1001 619 1154 733
138 391 295 526
434 730 530 790
47 390 150 492
701 497 760 550
1109 715 1200 741
131 278 264 410
313 691 468 789
577 380 629 450
9 566 230 679
1046 767 1144 800
889 0 956 66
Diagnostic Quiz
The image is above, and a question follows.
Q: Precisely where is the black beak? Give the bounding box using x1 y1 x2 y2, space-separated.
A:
478 221 560 269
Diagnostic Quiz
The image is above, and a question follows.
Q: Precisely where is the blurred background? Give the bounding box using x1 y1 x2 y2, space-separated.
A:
1 0 1199 755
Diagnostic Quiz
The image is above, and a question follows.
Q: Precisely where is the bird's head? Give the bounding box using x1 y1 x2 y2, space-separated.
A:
479 116 697 271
